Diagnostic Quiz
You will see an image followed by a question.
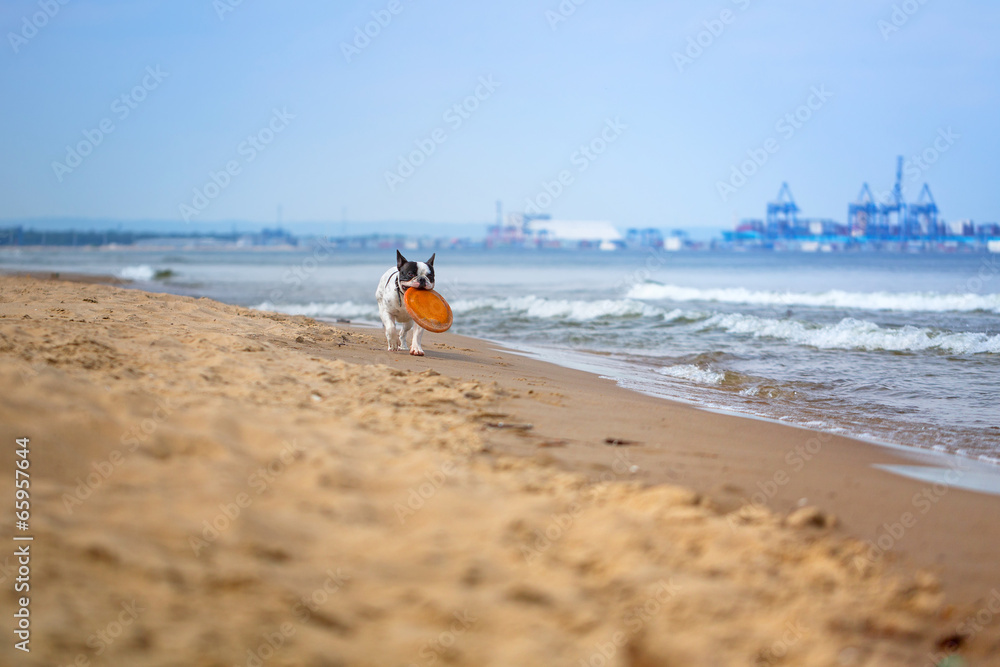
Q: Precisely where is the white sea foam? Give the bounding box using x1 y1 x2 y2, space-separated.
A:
119 265 155 281
628 283 1000 314
449 295 675 321
656 364 726 385
252 301 379 319
699 313 1000 355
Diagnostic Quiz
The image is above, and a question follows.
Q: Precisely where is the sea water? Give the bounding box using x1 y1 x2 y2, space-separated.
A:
4 247 998 462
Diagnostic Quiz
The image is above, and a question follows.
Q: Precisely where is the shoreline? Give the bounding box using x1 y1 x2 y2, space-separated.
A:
0 267 133 285
347 318 1000 485
2 274 999 664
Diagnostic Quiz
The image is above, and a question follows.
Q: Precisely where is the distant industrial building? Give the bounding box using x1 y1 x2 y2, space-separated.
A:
529 219 622 250
486 211 624 249
724 157 999 251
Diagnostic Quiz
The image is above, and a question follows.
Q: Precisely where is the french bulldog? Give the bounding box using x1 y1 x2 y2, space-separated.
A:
375 250 436 356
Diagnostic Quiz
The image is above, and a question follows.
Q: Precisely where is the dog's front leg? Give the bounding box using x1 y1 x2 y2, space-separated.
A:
398 320 412 351
409 325 425 356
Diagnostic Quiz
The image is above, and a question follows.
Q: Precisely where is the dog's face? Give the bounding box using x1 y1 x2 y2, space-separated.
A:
396 250 435 291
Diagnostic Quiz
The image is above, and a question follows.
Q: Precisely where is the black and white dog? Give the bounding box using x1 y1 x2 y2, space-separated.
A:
375 250 435 356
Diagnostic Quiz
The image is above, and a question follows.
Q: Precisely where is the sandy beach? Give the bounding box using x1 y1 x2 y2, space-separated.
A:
1 273 998 666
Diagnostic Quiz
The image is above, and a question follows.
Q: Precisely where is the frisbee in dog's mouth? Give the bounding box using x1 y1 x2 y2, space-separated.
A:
404 288 453 333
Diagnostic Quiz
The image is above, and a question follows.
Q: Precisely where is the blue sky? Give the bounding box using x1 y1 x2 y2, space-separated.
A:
1 0 997 232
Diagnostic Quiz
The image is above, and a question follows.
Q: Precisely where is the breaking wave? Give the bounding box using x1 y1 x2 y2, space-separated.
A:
656 364 727 385
119 265 155 281
628 283 1000 314
449 295 671 321
699 313 1000 355
252 301 379 319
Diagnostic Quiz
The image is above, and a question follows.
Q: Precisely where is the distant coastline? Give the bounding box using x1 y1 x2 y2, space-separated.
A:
2 223 997 253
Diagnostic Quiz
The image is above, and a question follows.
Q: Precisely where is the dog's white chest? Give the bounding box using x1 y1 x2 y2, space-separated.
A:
376 268 412 321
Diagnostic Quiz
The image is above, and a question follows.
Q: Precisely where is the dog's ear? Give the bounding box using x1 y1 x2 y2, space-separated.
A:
426 253 435 268
396 250 407 269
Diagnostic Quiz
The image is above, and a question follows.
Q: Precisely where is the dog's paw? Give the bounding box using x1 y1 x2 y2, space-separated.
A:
409 348 425 356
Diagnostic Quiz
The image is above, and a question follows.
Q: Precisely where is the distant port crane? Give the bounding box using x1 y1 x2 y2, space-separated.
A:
766 182 799 238
846 158 940 240
906 184 939 238
728 154 995 249
877 156 906 238
848 183 878 237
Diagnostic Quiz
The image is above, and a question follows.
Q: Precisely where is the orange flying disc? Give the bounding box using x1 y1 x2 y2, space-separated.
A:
404 288 453 333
